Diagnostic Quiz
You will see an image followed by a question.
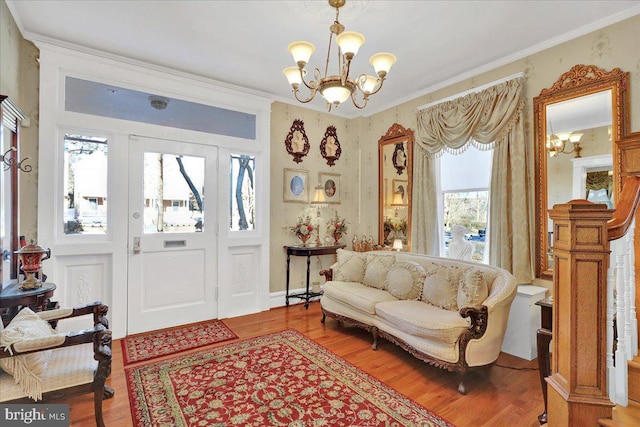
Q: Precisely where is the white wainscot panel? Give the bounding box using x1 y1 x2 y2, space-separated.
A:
56 254 112 333
227 246 260 317
142 250 206 311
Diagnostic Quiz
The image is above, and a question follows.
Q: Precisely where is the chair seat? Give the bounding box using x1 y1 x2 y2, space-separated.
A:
0 343 97 401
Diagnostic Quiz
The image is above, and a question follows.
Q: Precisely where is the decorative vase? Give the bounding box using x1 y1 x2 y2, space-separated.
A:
332 231 342 245
15 241 51 290
297 232 311 246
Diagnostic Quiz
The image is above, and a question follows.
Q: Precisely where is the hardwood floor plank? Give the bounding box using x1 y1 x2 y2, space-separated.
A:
53 301 545 426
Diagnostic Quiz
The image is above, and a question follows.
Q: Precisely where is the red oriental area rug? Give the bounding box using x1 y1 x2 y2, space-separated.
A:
121 320 238 365
125 329 455 427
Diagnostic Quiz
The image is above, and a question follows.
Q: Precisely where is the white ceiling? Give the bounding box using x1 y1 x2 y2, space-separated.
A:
7 0 640 118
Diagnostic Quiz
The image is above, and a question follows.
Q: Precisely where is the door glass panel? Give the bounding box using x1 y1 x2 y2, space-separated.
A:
63 134 108 235
229 154 256 231
143 152 204 233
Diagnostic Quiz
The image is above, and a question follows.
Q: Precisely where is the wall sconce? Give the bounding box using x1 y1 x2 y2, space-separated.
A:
393 238 403 252
310 185 328 246
1 147 32 172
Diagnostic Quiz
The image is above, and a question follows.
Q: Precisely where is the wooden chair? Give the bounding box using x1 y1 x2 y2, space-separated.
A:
0 301 113 427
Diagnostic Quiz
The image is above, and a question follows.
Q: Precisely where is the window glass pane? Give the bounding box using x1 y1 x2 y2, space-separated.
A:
443 191 488 262
143 153 204 233
63 134 108 235
229 154 256 231
440 147 492 191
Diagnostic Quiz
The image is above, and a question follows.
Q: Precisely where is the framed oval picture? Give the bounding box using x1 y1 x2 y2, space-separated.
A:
283 168 309 203
319 172 340 204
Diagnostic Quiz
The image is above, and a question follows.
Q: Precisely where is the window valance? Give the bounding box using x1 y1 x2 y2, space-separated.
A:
416 78 524 156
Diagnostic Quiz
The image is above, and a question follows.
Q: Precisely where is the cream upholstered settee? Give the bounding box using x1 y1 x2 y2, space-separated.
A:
319 249 517 394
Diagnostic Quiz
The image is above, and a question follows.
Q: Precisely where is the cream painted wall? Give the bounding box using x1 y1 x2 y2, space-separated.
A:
0 0 40 242
269 102 362 293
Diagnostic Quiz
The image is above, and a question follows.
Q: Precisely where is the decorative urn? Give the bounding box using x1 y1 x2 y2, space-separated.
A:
15 241 51 290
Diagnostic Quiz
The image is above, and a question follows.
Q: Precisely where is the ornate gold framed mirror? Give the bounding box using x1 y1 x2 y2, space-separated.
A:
534 65 630 280
378 123 413 250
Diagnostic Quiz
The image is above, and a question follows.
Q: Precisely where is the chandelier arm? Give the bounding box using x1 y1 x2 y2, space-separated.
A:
350 90 369 110
355 73 385 97
297 67 321 92
292 86 318 104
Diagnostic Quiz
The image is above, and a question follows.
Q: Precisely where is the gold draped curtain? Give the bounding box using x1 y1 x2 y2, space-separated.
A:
413 77 534 283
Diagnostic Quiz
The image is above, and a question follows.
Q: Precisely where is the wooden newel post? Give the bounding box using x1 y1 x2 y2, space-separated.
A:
547 200 614 426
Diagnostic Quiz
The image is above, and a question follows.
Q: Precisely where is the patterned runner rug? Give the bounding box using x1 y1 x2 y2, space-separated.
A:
125 329 455 427
121 320 238 365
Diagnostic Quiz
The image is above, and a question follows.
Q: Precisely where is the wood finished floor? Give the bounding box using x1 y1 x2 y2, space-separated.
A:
61 302 545 427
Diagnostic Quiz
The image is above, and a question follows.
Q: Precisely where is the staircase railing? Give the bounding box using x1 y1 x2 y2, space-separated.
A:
607 176 640 406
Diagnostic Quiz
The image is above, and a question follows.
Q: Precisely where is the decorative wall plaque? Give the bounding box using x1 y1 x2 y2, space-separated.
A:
320 125 341 166
392 142 407 175
285 119 310 163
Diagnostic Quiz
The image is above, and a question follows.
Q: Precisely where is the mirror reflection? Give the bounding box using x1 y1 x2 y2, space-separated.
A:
534 64 629 280
545 92 613 268
378 123 413 250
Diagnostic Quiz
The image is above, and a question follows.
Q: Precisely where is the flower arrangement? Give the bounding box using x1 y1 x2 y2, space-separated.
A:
326 211 348 235
290 215 314 236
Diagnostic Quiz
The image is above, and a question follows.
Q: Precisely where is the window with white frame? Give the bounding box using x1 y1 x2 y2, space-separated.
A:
438 146 492 262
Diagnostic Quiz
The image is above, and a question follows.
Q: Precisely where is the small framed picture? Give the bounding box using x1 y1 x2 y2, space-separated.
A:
283 168 309 203
318 172 341 204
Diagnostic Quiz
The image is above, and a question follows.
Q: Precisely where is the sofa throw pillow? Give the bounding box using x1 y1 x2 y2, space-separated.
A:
362 253 396 289
386 261 427 300
0 307 57 401
333 249 366 282
421 265 462 311
457 268 489 308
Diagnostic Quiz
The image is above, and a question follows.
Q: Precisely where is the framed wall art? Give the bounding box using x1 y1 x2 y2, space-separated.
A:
283 168 309 203
392 142 407 175
284 119 310 163
318 172 341 204
320 125 341 166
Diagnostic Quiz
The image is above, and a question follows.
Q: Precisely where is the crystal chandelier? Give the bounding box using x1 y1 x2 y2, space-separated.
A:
283 0 396 111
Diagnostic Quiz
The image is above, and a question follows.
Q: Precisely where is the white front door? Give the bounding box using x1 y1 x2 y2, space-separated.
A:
127 136 218 334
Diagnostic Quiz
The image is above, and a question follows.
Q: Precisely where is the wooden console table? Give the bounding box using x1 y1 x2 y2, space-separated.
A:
0 280 57 325
284 244 344 308
535 297 553 425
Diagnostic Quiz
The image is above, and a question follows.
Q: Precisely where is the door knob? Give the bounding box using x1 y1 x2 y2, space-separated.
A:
133 237 141 254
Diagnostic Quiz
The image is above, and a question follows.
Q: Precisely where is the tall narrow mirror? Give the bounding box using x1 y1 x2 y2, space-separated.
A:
378 123 413 250
534 65 629 279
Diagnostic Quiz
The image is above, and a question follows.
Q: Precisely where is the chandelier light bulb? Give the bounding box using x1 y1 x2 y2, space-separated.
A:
358 75 379 94
370 52 397 78
288 41 315 67
283 67 303 87
321 84 352 105
569 133 583 143
336 31 365 59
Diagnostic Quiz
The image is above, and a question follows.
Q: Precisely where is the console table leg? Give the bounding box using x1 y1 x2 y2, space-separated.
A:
304 255 311 309
537 328 552 425
285 253 291 307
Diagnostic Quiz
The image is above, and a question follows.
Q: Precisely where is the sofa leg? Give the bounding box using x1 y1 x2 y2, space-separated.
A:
372 330 378 350
321 313 326 324
457 376 467 395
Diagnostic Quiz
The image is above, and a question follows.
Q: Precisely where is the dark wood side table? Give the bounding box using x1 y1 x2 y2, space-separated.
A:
535 297 553 425
0 280 57 325
284 244 345 308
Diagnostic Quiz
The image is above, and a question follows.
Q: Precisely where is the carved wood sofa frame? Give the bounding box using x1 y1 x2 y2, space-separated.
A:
0 301 114 427
319 269 490 395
